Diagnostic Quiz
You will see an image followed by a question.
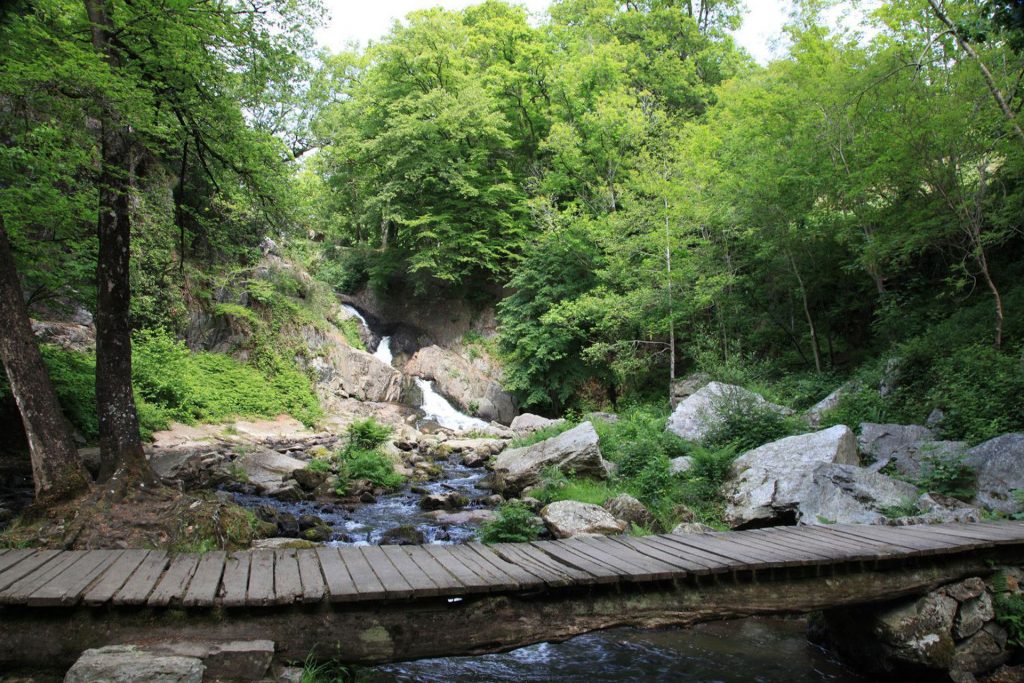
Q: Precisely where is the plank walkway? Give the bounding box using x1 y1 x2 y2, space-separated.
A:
0 522 1021 609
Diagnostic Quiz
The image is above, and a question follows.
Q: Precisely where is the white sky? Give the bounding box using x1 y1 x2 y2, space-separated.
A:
316 1 794 64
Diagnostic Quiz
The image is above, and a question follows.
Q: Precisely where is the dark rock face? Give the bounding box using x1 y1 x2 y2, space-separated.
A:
379 525 426 546
965 434 1024 515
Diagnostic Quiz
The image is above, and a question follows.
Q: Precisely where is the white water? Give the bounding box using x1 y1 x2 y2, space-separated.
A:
374 336 393 365
340 303 368 328
415 377 488 431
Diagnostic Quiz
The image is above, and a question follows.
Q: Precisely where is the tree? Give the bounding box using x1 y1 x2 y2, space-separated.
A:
0 217 90 502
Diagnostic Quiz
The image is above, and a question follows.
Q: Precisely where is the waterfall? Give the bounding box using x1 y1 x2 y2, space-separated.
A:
374 336 393 365
415 377 488 431
340 303 368 328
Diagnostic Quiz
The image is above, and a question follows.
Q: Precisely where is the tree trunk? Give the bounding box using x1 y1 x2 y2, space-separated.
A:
85 0 155 485
664 198 675 398
0 218 90 502
790 252 822 373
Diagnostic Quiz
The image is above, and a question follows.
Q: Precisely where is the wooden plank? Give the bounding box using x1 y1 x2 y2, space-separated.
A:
493 543 593 586
246 550 276 606
652 534 768 567
398 546 466 595
791 526 894 561
0 550 61 592
337 547 388 600
297 549 326 603
530 540 621 584
379 545 442 596
898 524 1007 546
421 545 497 593
737 529 839 564
779 527 891 563
219 551 251 608
183 551 226 607
114 551 169 605
315 547 362 602
827 528 946 557
355 546 414 599
639 535 735 573
968 521 1024 540
809 526 919 558
609 536 710 573
0 551 86 604
27 550 122 606
148 554 200 607
883 525 1002 553
541 539 637 578
571 536 679 581
83 550 150 606
490 543 574 588
273 549 303 605
0 549 36 575
443 543 523 591
462 543 547 590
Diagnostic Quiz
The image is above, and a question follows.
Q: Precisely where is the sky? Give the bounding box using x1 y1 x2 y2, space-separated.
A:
315 1 794 65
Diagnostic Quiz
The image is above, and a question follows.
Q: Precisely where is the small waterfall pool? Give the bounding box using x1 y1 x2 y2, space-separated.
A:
374 335 393 365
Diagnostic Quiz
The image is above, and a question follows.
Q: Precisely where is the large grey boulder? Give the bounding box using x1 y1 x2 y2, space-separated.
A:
723 425 858 527
541 500 627 538
859 423 967 479
670 372 711 408
301 325 403 404
602 493 655 529
65 645 204 683
406 345 516 424
491 422 613 495
666 382 793 443
805 384 854 427
964 433 1024 514
240 449 307 487
510 413 565 435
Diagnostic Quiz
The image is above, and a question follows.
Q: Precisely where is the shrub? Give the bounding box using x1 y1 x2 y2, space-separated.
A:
915 451 975 501
345 418 393 451
674 445 738 526
702 390 801 452
632 454 673 507
306 458 331 474
337 447 403 490
480 501 543 544
926 345 1024 443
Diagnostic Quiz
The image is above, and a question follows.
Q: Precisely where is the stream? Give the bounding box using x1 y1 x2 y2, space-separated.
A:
245 306 868 681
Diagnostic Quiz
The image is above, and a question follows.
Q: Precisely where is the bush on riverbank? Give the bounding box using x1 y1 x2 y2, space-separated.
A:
480 501 543 544
333 418 404 492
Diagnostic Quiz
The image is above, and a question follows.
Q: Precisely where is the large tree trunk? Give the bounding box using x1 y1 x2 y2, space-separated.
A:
0 218 90 502
85 0 155 485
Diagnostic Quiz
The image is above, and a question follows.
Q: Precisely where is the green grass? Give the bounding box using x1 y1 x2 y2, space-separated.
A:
508 421 575 448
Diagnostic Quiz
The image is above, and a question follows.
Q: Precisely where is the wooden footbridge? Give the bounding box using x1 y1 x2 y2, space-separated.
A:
2 521 1024 671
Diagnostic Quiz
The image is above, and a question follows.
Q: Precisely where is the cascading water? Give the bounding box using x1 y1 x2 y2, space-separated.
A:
374 336 393 365
415 377 488 431
340 303 369 327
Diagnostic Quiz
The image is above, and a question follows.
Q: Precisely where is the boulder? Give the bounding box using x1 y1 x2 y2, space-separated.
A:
723 425 859 527
406 345 516 424
421 509 497 525
670 373 711 408
240 449 307 487
585 412 620 424
301 326 403 404
141 640 274 682
379 525 426 546
264 480 308 502
669 456 694 476
292 468 328 492
491 422 614 495
858 423 970 478
251 537 317 550
964 434 1024 514
510 413 565 435
666 381 792 443
30 319 95 352
419 492 469 511
540 500 627 538
671 522 716 535
64 645 204 683
796 463 924 526
805 385 854 427
602 494 655 529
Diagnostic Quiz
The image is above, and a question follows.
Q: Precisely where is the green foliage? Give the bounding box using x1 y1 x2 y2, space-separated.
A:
480 501 543 544
300 654 359 683
915 452 976 501
674 445 739 526
994 583 1024 648
592 405 689 476
345 418 393 451
305 458 331 474
38 345 100 441
880 499 924 519
631 454 674 507
926 345 1024 443
535 467 621 506
701 390 802 453
336 448 403 491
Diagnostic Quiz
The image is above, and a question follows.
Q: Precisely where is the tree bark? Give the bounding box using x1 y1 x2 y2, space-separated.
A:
85 0 155 484
790 252 822 373
0 217 90 502
664 197 675 398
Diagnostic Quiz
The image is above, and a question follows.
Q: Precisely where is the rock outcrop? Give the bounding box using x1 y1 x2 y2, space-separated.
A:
541 500 627 538
965 433 1024 515
723 425 859 527
406 345 516 424
666 381 792 443
510 413 566 435
490 422 614 495
64 645 204 683
300 325 403 405
239 449 308 488
859 423 968 479
602 493 655 529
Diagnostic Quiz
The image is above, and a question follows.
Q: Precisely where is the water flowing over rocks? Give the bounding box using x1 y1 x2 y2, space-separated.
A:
964 434 1024 515
666 381 793 443
405 345 516 424
540 500 627 538
490 422 614 496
